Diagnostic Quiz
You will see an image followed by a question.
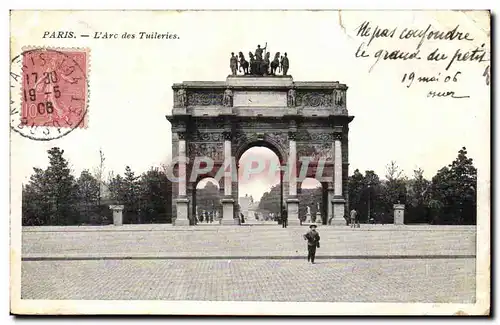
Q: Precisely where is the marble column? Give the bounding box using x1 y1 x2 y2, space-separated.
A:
174 131 190 226
286 130 299 225
331 132 346 225
327 183 334 224
221 130 236 225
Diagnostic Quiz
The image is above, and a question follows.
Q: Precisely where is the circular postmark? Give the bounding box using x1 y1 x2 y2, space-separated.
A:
10 48 89 141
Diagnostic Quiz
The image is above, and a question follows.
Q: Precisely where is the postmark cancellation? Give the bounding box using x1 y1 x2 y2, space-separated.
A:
10 47 90 141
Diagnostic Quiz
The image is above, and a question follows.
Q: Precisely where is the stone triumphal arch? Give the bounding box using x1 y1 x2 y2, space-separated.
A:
166 58 354 226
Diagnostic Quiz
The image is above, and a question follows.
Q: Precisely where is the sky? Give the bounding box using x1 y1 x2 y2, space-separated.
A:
10 10 490 201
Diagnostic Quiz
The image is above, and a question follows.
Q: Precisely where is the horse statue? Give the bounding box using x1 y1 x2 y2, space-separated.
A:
263 52 271 75
270 52 280 75
238 52 249 75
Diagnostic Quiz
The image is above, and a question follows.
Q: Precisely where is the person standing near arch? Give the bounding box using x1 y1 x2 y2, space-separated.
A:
350 208 359 228
303 224 320 264
281 207 288 228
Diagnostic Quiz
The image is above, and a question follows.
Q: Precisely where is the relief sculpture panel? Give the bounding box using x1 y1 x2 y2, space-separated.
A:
296 91 332 107
297 143 333 162
188 143 224 162
188 91 224 106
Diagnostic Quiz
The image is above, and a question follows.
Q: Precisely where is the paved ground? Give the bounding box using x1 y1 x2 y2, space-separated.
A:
21 258 475 302
22 225 476 259
20 225 477 303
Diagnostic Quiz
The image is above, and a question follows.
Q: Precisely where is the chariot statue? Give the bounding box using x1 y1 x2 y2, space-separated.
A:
230 44 289 76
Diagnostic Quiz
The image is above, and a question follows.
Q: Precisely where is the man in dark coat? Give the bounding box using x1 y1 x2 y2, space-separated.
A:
281 207 288 228
303 225 320 263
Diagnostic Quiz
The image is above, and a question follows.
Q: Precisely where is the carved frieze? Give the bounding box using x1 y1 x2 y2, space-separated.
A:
296 91 332 107
191 131 223 142
295 131 334 142
188 143 224 162
187 91 224 106
193 119 226 130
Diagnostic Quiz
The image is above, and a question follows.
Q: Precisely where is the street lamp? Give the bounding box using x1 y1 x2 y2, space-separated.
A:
367 183 371 223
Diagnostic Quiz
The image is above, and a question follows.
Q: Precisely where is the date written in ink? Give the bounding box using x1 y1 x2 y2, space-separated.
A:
401 71 462 88
401 71 469 99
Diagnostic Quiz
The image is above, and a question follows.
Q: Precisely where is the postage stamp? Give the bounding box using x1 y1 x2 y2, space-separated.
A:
10 47 89 141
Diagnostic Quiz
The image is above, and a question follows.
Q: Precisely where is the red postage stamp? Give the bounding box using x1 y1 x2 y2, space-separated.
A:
20 48 89 130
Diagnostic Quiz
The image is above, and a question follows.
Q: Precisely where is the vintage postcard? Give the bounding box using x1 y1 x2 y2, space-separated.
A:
9 10 490 315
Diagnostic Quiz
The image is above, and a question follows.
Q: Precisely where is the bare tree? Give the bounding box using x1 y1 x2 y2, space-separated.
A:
385 160 404 181
92 149 106 207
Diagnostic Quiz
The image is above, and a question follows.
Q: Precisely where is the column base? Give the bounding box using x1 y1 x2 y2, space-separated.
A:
109 205 124 226
286 197 299 224
220 218 240 225
221 198 236 225
329 198 347 226
174 198 190 226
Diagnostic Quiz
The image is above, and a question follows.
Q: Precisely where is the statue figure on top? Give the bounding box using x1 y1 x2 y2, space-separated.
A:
229 52 238 76
255 44 266 61
281 52 289 75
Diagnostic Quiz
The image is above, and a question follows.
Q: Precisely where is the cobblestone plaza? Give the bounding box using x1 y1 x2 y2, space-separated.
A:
21 225 476 302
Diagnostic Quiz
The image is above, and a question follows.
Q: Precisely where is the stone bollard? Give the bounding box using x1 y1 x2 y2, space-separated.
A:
109 205 124 226
393 204 405 225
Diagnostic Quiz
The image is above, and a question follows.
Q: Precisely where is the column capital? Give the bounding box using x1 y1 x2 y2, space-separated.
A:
177 131 187 140
222 131 232 141
333 132 342 141
288 131 297 141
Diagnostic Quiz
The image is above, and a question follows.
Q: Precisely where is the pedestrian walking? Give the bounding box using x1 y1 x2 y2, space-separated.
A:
303 224 320 264
281 207 288 228
350 208 360 228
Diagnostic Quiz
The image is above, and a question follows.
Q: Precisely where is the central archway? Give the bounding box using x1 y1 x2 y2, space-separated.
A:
237 145 283 224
